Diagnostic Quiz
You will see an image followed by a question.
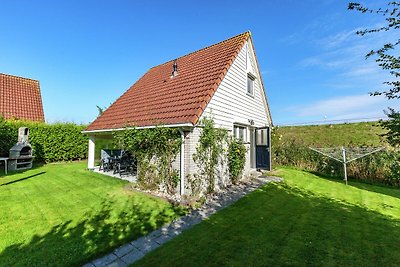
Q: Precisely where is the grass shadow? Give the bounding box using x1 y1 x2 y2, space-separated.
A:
134 182 400 266
348 182 400 199
0 161 45 178
308 170 400 200
0 172 46 186
0 198 181 266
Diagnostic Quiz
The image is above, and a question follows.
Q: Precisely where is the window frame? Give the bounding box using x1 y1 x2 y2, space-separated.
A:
247 73 256 96
233 124 247 143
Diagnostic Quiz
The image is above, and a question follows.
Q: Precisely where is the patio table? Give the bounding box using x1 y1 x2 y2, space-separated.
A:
0 157 8 175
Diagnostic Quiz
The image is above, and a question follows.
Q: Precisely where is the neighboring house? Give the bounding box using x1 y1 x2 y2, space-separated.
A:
0 73 45 122
84 31 272 195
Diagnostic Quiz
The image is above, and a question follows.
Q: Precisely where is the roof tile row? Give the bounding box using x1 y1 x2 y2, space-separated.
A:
86 32 250 131
0 73 45 122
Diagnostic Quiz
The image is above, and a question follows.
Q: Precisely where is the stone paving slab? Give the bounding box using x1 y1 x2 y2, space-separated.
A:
92 253 118 267
107 259 128 267
85 176 282 267
120 247 144 265
113 243 135 258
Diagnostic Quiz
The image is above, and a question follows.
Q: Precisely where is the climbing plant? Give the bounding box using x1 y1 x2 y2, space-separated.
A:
114 126 182 194
193 118 228 193
227 138 247 184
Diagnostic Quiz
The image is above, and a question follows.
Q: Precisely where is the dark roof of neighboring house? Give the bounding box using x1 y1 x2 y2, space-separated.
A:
86 32 259 131
0 73 45 122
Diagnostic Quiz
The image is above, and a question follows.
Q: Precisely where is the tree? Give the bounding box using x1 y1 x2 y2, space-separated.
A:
348 2 400 99
96 105 105 116
380 108 400 147
349 2 400 146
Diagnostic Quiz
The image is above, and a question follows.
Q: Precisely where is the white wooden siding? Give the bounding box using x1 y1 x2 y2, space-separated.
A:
200 40 270 130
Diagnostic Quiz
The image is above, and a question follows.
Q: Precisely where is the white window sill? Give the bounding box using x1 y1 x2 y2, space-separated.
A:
246 92 254 98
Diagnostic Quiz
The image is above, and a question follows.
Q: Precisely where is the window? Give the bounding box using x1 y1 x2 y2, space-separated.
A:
234 125 247 142
247 73 255 95
256 128 268 146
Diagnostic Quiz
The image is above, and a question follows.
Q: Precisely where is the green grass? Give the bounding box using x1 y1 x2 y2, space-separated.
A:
134 167 400 266
0 162 184 266
275 121 387 147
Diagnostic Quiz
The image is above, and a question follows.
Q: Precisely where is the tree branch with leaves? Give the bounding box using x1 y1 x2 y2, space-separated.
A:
349 2 400 146
348 1 400 99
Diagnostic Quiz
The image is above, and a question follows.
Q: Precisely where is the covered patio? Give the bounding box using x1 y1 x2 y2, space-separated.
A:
84 125 189 195
92 165 137 183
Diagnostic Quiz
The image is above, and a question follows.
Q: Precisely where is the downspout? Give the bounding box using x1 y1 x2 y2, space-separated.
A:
178 128 185 195
268 126 272 171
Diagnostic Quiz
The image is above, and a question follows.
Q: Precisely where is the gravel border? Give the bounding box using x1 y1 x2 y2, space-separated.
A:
83 175 283 267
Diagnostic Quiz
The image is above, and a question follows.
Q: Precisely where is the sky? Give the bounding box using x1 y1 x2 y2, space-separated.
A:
1 0 399 125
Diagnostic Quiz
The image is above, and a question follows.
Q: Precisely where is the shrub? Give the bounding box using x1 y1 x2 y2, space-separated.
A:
114 126 182 194
272 128 400 187
193 118 228 193
227 138 247 184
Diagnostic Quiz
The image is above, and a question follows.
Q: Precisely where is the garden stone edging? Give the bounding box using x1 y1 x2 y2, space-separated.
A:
83 175 283 267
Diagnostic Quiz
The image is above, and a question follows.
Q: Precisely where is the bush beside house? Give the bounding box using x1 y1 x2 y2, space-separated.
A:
0 117 88 162
114 127 182 194
272 123 400 186
114 119 248 198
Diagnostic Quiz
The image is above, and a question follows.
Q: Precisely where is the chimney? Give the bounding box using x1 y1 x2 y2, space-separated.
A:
171 59 178 78
18 127 29 143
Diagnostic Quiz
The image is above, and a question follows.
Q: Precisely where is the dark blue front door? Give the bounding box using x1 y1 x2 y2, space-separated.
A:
256 127 271 170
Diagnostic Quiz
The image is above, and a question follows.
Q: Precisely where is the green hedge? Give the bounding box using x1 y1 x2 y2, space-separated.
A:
0 118 88 162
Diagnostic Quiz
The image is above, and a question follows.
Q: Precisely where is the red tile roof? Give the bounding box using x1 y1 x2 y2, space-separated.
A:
0 73 45 122
86 32 251 131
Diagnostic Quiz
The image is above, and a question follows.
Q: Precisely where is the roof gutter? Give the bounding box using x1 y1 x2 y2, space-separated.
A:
81 123 194 134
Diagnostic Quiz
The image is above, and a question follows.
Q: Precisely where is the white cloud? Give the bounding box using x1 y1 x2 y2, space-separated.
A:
280 12 343 45
317 29 358 48
276 15 400 125
342 64 378 77
296 27 399 92
288 94 399 120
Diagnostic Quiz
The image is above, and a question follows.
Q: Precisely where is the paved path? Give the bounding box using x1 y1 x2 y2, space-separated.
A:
93 167 137 183
83 175 282 267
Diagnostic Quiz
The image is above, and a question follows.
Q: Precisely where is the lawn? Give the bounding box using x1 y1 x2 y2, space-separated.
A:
0 162 184 266
134 167 400 266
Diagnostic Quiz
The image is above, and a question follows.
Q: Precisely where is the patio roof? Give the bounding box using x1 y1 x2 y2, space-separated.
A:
85 32 250 132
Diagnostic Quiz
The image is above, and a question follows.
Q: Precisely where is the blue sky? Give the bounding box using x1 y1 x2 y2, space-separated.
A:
1 0 399 125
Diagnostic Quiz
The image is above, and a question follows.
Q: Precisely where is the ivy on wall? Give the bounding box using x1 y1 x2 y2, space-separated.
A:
114 126 182 194
115 119 248 196
228 138 247 184
193 118 248 193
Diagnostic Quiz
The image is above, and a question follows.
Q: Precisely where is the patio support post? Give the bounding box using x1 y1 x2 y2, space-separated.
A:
178 129 185 195
88 135 95 170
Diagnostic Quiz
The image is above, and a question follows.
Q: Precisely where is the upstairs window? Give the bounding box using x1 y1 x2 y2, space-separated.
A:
233 125 247 142
247 73 255 96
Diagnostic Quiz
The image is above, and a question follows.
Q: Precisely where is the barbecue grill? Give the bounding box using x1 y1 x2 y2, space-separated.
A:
8 127 34 171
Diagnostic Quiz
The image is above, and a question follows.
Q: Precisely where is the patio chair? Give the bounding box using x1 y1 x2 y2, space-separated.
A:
115 153 137 177
99 149 112 172
111 149 123 158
